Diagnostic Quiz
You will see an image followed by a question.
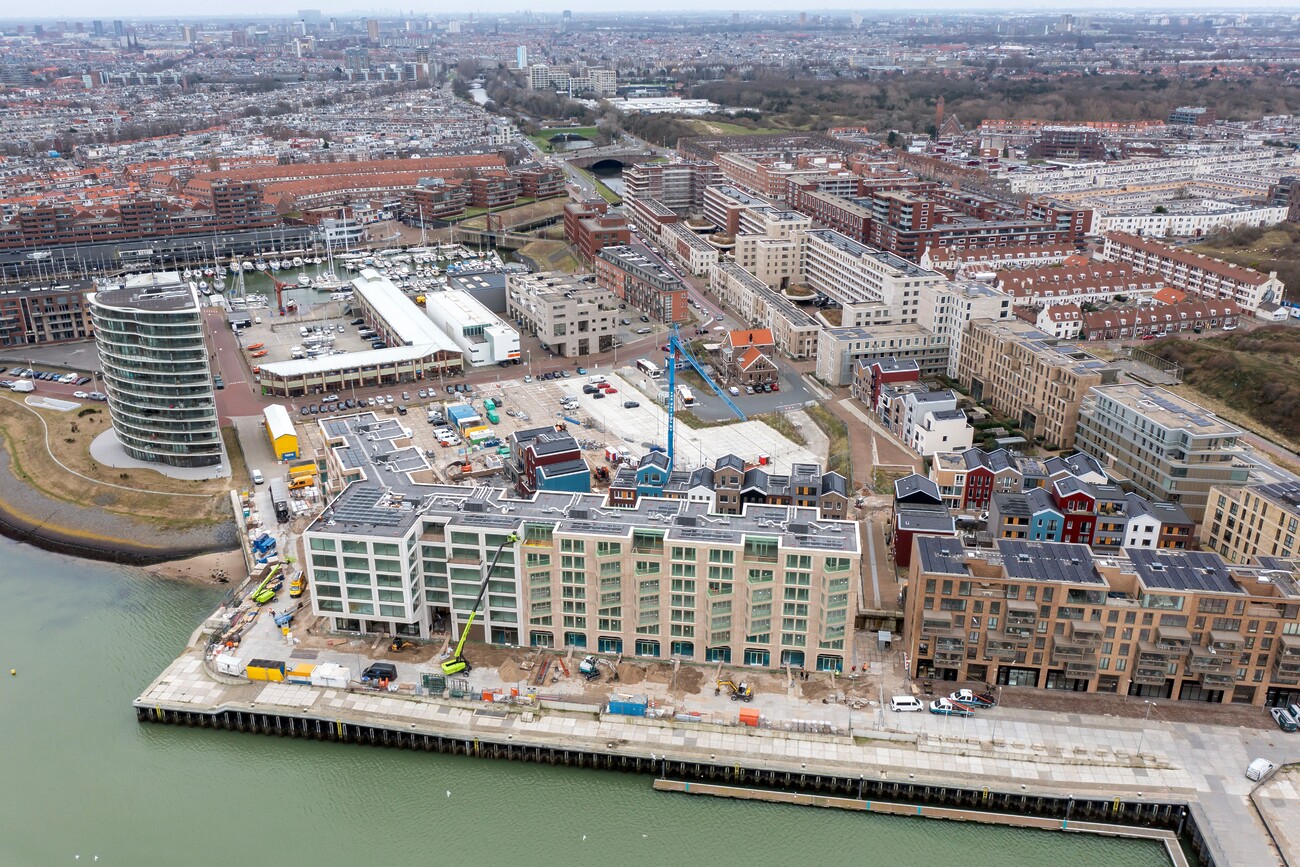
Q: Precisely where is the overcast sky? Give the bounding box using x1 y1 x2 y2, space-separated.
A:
12 2 1300 21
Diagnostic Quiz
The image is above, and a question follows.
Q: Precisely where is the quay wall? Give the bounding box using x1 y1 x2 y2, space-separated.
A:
134 702 1215 866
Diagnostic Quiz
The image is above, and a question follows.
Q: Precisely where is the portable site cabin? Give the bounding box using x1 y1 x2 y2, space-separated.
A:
264 404 298 460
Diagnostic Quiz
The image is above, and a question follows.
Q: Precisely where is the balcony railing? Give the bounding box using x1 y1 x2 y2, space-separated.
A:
1132 667 1169 686
1064 661 1098 678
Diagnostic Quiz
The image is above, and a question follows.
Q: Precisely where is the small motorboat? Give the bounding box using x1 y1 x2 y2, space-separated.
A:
246 342 265 351
251 350 268 358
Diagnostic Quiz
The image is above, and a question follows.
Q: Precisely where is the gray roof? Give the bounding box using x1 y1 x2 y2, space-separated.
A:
894 473 942 504
895 503 955 534
1126 547 1242 594
997 539 1103 584
916 536 971 576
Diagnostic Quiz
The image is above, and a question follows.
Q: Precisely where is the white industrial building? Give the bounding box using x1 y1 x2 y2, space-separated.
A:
424 289 520 367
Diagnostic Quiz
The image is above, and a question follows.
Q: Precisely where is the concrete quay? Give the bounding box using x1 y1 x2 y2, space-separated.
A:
135 645 1299 867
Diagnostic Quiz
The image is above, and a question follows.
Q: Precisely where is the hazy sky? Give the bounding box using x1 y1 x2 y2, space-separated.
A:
11 2 1300 20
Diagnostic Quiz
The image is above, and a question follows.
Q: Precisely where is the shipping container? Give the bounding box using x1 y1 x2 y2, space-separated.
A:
246 659 286 682
215 654 244 676
607 695 649 716
309 663 351 688
286 664 316 684
739 708 761 727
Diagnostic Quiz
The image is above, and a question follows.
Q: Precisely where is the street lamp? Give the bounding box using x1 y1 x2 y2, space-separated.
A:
1135 700 1155 757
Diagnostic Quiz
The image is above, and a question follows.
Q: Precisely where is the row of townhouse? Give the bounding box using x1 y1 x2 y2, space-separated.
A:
1101 231 1287 314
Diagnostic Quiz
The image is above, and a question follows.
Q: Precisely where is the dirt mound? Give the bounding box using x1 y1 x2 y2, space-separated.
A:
644 663 672 684
675 665 705 694
616 663 646 685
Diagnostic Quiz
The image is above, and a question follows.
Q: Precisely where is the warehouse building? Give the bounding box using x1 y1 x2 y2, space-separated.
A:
423 289 520 367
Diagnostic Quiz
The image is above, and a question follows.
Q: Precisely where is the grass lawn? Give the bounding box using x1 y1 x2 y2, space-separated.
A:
805 403 851 480
529 127 600 151
0 396 235 527
683 119 787 136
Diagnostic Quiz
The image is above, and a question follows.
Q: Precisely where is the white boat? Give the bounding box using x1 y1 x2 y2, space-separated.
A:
241 261 254 271
312 257 322 265
292 257 304 267
269 260 280 271
254 261 267 271
297 273 312 286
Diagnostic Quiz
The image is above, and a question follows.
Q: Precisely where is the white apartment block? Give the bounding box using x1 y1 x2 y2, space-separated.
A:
1094 202 1289 238
915 280 1012 378
1004 147 1299 195
710 262 820 360
304 413 860 671
816 323 949 387
659 222 719 276
1102 232 1286 313
424 290 520 367
803 229 947 326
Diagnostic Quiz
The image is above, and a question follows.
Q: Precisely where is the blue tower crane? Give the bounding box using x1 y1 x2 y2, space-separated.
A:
664 324 746 475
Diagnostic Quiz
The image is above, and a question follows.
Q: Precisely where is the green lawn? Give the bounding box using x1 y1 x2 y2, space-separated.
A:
529 127 600 151
683 119 787 136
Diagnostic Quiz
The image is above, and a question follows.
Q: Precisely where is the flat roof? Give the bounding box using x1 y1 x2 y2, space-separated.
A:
307 413 857 550
90 272 199 312
1090 383 1240 438
1126 547 1242 595
353 268 459 351
998 539 1103 585
263 404 295 442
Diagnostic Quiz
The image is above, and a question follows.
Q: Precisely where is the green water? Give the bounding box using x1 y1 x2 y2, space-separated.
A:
0 539 1171 866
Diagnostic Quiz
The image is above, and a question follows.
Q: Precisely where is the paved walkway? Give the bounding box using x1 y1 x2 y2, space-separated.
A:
90 429 231 481
141 623 1295 867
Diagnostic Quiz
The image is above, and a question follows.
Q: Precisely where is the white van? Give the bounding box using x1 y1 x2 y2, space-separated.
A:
251 469 264 485
588 375 607 384
1246 758 1276 781
10 380 34 393
890 695 925 713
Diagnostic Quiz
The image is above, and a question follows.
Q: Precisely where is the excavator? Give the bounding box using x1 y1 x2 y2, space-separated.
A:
441 532 520 675
389 637 415 653
716 679 755 702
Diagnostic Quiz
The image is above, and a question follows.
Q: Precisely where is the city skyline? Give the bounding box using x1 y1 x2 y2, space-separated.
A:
6 2 1300 21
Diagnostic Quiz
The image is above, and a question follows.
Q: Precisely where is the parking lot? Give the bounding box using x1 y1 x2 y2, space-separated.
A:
230 301 371 368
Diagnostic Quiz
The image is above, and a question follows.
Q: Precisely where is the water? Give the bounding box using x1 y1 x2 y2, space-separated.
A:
0 538 1170 866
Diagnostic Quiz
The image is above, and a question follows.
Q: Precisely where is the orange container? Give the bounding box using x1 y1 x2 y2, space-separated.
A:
739 708 761 726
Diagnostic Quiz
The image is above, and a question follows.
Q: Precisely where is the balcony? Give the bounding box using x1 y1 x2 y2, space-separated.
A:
1051 642 1097 663
1199 672 1237 689
1006 605 1037 627
984 639 1020 661
1066 621 1104 648
1064 661 1098 678
1209 631 1244 653
921 612 958 637
1155 624 1192 649
1137 641 1184 663
1186 646 1234 674
1132 666 1169 686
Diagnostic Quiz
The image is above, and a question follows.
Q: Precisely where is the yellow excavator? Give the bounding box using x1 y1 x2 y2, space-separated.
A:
716 679 754 702
441 532 520 675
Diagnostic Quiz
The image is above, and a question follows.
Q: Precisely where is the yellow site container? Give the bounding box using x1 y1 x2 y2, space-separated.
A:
286 664 316 684
288 463 317 479
246 659 286 682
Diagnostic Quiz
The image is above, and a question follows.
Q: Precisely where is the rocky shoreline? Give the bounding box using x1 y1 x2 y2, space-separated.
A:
0 446 239 568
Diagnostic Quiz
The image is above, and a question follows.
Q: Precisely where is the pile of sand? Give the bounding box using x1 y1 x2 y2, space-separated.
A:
616 663 646 685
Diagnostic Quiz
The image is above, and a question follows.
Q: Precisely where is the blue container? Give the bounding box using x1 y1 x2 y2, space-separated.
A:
607 700 648 717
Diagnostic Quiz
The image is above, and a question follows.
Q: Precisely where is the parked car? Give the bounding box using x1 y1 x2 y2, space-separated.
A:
251 469 264 485
583 384 598 394
300 406 311 416
576 367 587 375
523 375 533 383
77 376 91 386
350 318 365 325
728 386 740 396
88 392 106 401
623 400 640 409
890 696 925 713
640 315 650 322
636 327 652 335
949 689 996 708
418 389 428 399
72 390 90 399
744 385 754 395
345 399 355 409
592 391 605 399
1270 706 1298 732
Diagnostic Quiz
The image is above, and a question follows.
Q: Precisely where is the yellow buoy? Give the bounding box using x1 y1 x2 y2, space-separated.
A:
9 669 15 676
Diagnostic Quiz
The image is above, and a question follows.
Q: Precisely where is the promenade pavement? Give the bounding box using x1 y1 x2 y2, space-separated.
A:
143 600 1299 867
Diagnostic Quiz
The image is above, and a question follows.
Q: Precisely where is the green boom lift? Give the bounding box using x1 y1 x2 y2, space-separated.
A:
441 532 520 675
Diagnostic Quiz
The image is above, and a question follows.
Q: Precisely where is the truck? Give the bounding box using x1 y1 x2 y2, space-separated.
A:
928 698 975 717
949 688 996 708
269 478 291 523
10 380 34 393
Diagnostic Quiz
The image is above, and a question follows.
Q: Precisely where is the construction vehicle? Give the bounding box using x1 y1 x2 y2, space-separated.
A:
288 571 307 598
949 688 996 708
250 564 283 604
579 655 601 680
389 637 415 653
441 532 520 675
716 679 754 702
273 609 294 628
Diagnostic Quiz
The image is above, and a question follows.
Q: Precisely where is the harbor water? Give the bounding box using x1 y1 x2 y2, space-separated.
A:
0 538 1170 866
